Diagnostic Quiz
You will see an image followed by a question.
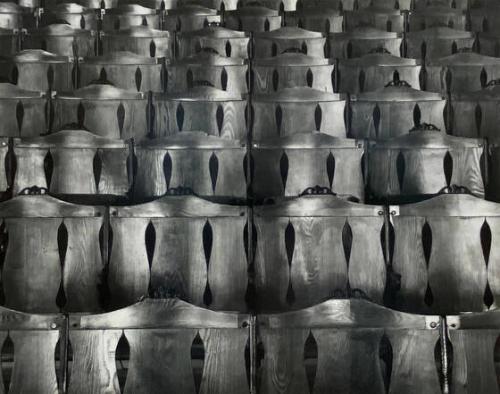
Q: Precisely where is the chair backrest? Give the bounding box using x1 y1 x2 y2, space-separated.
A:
0 82 48 137
258 299 442 394
252 53 334 93
12 129 130 200
349 82 446 139
101 4 160 31
408 7 467 31
389 193 500 314
41 3 99 30
450 83 500 138
0 194 105 313
344 8 405 33
68 298 251 394
78 51 164 92
0 50 72 92
328 28 403 59
167 52 248 94
426 52 500 94
225 6 282 33
133 132 247 200
446 310 500 394
251 133 365 201
405 27 475 62
23 24 96 57
101 26 172 59
251 87 346 140
163 5 220 32
286 7 343 34
253 27 326 58
53 84 149 139
337 53 421 94
253 195 386 311
0 306 63 393
368 130 485 202
108 196 249 311
153 86 247 139
176 26 250 59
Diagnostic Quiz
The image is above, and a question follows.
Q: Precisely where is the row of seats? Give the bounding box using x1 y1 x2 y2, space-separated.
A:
0 297 496 393
0 128 494 202
3 50 500 95
0 191 497 315
0 24 492 59
1 81 500 140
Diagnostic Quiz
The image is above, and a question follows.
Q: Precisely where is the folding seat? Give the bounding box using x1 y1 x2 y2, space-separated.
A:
22 24 96 57
0 307 63 393
224 6 281 32
408 7 467 31
328 28 403 59
0 49 72 92
167 52 248 95
251 87 346 140
133 132 247 200
40 3 99 30
337 52 421 94
0 28 19 56
251 133 365 201
253 27 326 58
120 0 178 9
78 51 165 92
238 0 297 11
153 86 247 140
163 5 220 32
176 26 250 59
405 27 476 62
450 81 500 138
11 129 130 200
0 2 34 29
0 194 105 312
68 299 251 393
0 82 48 136
108 196 248 310
252 53 334 93
101 4 160 31
53 83 149 139
101 26 172 58
390 193 500 314
253 195 386 311
343 7 405 33
368 130 485 202
349 81 446 139
426 52 500 94
258 299 442 393
285 7 343 34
